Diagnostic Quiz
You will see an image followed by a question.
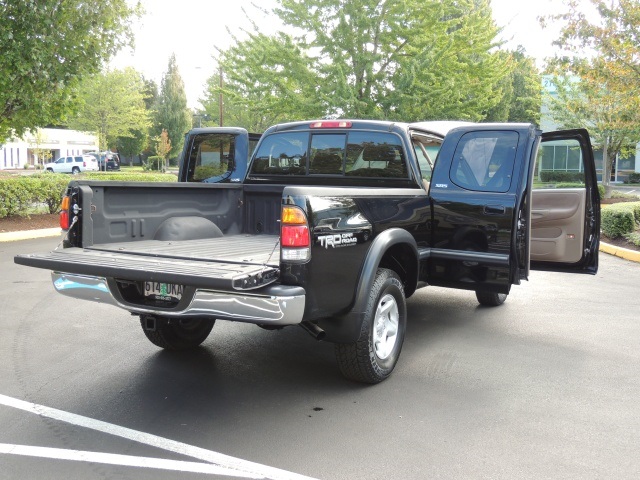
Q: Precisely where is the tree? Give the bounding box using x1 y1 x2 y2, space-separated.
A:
29 129 52 167
116 77 159 163
543 0 640 186
485 47 542 124
155 54 191 159
67 68 151 151
0 0 141 143
202 33 324 131
154 129 172 170
203 0 510 126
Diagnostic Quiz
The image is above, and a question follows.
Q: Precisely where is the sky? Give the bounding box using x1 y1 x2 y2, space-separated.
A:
110 0 581 109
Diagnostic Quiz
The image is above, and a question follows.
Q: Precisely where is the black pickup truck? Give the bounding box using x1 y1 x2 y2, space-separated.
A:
15 120 600 383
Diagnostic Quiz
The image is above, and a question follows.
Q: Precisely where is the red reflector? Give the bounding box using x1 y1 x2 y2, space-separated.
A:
59 211 70 230
309 121 352 129
281 225 310 247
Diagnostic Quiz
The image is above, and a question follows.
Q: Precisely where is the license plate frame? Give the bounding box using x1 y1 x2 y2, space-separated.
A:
143 281 184 302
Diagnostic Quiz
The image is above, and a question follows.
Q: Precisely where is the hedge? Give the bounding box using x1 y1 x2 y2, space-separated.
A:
144 156 166 171
539 171 584 182
625 172 640 184
0 172 176 219
601 201 640 238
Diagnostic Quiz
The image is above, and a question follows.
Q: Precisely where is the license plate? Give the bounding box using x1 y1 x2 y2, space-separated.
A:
144 282 183 301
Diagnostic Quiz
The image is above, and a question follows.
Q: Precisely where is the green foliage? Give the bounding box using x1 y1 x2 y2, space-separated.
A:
81 172 176 181
601 202 640 238
485 47 541 123
598 184 606 198
624 231 640 247
0 172 176 218
155 54 191 158
204 33 325 131
203 0 511 127
625 173 640 184
143 156 166 172
0 0 141 143
540 171 584 182
0 175 68 217
67 68 151 151
193 165 226 181
543 1 640 186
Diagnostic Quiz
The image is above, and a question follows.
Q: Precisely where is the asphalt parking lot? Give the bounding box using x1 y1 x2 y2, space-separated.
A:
1 236 639 479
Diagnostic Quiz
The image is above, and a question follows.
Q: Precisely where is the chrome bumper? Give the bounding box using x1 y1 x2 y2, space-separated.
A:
52 272 306 326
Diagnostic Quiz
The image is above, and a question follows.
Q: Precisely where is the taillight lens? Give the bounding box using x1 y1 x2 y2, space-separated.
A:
281 206 310 262
59 196 71 230
281 225 309 247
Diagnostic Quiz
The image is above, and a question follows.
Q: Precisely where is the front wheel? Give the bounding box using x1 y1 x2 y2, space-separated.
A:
140 315 214 350
475 291 507 306
335 268 407 384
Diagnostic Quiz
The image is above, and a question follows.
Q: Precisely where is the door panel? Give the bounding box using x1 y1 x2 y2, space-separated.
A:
527 129 600 274
531 189 585 263
426 125 536 293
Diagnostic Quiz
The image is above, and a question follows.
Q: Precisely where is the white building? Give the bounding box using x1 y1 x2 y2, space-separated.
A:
0 128 98 170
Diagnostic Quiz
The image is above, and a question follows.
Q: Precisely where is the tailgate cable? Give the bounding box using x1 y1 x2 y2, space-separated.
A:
54 215 79 251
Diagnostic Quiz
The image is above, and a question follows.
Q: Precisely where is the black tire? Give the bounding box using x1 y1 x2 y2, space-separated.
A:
46 168 54 173
140 316 214 350
475 291 507 306
335 268 406 384
71 166 80 174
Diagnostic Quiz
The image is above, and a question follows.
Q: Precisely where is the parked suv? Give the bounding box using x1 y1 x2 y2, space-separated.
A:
44 155 99 174
86 151 121 171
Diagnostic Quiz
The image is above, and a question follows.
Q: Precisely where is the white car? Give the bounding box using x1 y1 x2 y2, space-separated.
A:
44 155 99 174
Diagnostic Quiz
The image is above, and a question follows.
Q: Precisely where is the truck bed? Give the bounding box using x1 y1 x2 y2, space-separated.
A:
15 235 281 291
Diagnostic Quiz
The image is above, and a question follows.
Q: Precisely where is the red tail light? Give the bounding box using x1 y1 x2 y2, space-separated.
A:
281 225 310 247
281 206 310 262
59 196 70 230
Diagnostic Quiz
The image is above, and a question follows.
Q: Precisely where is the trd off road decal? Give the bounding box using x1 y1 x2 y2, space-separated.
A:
317 232 358 249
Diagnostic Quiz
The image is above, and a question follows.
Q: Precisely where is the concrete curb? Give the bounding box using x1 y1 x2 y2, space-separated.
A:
0 228 61 243
1 227 639 264
599 241 640 263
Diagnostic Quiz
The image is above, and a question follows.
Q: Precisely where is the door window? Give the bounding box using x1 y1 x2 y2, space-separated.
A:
534 139 585 189
450 131 518 192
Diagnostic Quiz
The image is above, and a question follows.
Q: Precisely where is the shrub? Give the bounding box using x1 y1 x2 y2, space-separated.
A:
193 164 226 181
80 172 177 182
539 171 584 182
31 174 73 213
601 201 640 238
144 156 166 171
625 172 640 184
598 184 605 199
0 172 176 219
0 177 35 217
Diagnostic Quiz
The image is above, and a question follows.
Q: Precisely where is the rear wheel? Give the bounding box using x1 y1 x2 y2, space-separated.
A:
71 166 80 174
475 291 507 306
335 268 406 384
140 315 214 350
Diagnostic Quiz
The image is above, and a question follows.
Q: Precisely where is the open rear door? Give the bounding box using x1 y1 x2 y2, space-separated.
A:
527 129 600 274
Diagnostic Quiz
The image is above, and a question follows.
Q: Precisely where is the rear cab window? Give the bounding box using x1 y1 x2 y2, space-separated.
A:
249 130 408 179
449 131 518 193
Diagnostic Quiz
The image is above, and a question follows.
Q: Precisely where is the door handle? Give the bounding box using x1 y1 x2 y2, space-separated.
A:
483 204 505 215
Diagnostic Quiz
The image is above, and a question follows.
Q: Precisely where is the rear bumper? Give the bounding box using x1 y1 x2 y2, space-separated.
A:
52 272 305 326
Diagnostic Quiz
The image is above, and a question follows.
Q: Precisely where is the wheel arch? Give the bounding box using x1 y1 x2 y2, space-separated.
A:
318 228 418 343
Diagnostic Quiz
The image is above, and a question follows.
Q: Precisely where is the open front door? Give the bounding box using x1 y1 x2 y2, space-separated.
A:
527 129 600 274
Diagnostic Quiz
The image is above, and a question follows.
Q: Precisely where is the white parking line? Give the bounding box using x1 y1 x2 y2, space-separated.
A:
0 444 261 477
0 394 317 480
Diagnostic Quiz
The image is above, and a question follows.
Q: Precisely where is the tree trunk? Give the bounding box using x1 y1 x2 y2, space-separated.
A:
601 136 610 187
